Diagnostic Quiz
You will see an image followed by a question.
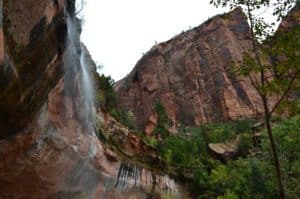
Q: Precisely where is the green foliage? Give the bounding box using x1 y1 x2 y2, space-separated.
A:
96 73 117 111
94 69 136 130
109 108 135 130
237 133 252 156
206 119 254 143
199 116 299 198
160 135 199 168
210 2 299 197
218 192 239 199
209 0 296 22
158 117 299 198
192 163 210 193
261 115 300 198
248 160 269 198
161 119 254 170
143 136 158 148
279 99 300 116
153 101 170 138
233 119 255 134
207 158 275 198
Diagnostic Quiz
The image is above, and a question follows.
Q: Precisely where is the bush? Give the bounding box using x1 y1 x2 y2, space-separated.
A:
160 136 199 169
143 136 158 148
232 119 255 134
261 115 300 198
153 101 170 138
207 123 236 143
96 74 117 110
207 119 254 143
237 133 252 156
194 116 300 198
109 108 135 130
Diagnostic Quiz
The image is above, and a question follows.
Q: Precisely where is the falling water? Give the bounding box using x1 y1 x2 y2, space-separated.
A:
63 3 97 159
79 43 94 115
64 4 94 123
63 8 180 195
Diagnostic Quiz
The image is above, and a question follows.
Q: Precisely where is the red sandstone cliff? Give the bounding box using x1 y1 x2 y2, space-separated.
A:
0 0 298 198
0 0 182 198
116 8 267 132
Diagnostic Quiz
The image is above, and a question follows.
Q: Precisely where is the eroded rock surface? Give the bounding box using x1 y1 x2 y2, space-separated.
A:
0 0 67 138
115 8 265 132
0 0 182 198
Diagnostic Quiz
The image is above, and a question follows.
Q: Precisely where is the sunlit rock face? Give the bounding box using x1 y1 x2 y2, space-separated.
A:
0 0 182 198
115 7 265 131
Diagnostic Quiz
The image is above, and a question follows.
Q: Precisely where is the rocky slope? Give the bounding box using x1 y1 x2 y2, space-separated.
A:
115 8 265 132
0 0 183 198
278 2 300 32
1 0 298 198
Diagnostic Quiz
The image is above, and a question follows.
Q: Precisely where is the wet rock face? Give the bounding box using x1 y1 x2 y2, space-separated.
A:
104 163 180 199
0 0 67 138
115 8 265 131
0 77 181 198
0 1 182 198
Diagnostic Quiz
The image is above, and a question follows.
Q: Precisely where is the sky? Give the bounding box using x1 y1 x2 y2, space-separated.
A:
79 0 279 81
80 0 230 81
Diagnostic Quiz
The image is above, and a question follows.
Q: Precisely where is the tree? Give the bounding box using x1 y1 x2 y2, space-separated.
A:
210 1 300 198
96 74 117 110
248 160 268 197
154 100 170 138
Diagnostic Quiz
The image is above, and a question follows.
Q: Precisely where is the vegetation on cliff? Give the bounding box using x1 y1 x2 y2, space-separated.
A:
149 117 299 198
210 1 300 198
73 1 300 198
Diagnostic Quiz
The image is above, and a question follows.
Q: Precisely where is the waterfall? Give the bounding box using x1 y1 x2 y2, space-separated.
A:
64 5 94 123
79 42 94 116
63 4 97 158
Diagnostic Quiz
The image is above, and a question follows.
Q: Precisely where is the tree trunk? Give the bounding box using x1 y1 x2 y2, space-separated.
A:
263 98 285 199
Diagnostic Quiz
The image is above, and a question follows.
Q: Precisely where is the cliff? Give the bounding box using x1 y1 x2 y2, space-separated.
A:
0 0 183 198
115 7 265 132
0 0 298 198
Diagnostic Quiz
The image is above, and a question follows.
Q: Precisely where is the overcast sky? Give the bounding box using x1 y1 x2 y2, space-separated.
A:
79 0 231 80
80 0 279 81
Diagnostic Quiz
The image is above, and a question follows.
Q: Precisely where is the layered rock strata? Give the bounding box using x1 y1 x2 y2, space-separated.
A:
0 0 182 198
115 8 264 131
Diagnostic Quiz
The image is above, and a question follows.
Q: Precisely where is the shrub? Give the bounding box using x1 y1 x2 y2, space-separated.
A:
143 136 158 148
96 74 117 110
232 119 255 134
237 133 252 156
261 115 300 198
207 123 236 143
153 101 170 138
109 108 135 130
160 136 199 168
207 119 254 143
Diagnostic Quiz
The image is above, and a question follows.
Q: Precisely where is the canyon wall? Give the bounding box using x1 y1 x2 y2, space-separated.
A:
115 8 264 131
0 0 182 198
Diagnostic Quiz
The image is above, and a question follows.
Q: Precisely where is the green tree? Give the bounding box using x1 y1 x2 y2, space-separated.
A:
210 1 300 198
261 115 300 198
248 160 268 198
96 74 117 110
154 100 170 138
160 135 198 168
